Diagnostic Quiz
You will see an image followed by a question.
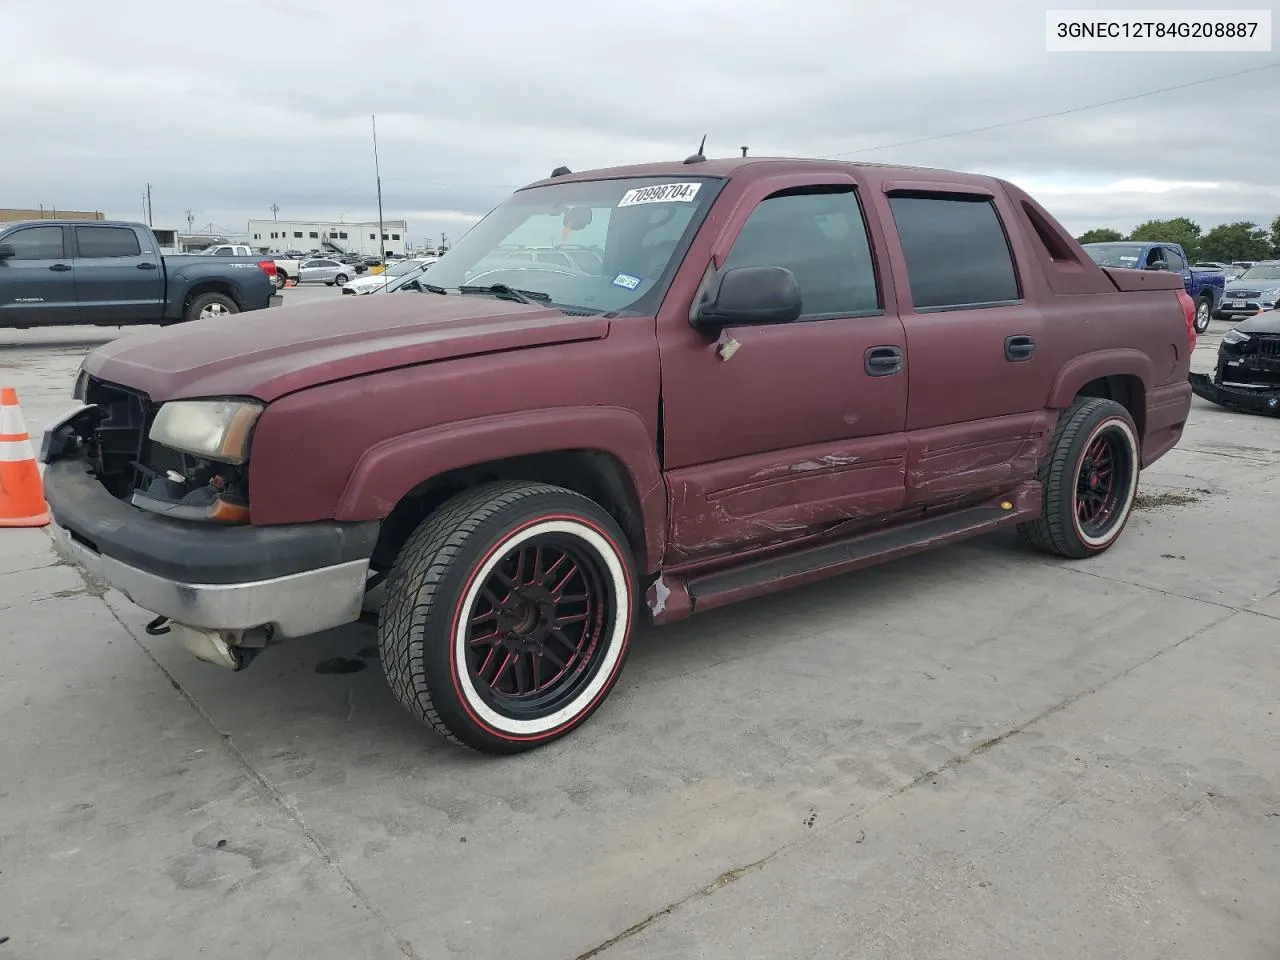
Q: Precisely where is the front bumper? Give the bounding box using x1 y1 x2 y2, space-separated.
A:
1189 372 1280 416
1217 299 1278 320
43 458 380 636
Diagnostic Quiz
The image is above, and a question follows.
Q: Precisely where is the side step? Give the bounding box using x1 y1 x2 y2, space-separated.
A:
685 486 1040 616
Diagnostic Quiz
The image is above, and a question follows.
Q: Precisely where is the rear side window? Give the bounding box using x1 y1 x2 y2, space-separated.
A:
888 194 1019 310
76 226 141 258
5 225 64 260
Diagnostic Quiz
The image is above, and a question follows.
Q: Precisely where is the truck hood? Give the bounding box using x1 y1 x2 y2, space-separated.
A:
81 294 610 402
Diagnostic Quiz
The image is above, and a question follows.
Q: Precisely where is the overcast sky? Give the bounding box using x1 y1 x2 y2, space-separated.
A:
2 0 1277 246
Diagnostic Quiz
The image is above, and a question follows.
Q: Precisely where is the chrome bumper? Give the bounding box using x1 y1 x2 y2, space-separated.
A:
51 520 369 637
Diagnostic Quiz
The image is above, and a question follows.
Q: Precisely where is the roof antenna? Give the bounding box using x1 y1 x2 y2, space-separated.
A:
550 165 572 177
683 134 707 164
740 145 749 157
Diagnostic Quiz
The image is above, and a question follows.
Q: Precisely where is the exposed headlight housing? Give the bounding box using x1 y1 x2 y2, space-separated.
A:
149 399 263 464
72 367 89 401
1222 328 1251 345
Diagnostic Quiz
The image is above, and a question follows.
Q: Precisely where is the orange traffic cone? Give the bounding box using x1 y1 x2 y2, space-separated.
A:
0 387 51 528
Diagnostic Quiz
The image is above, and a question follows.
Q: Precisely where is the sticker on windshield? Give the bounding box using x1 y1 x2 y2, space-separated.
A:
617 182 702 207
612 272 641 290
1118 255 1139 262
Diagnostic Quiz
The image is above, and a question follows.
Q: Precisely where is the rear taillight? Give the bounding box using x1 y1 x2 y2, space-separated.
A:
1176 289 1196 352
257 259 277 277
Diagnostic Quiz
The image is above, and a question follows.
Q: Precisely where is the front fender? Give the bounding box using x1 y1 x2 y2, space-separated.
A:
335 405 667 571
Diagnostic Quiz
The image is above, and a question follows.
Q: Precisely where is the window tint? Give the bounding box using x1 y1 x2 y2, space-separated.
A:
888 195 1019 309
1164 247 1186 272
77 225 140 256
214 247 233 256
5 226 64 260
722 189 879 316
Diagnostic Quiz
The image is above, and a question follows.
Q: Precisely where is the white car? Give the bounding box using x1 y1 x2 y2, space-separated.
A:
342 257 438 295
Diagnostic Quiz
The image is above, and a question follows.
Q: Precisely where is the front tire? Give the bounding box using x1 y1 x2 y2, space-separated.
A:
378 482 635 754
1018 398 1140 559
1194 296 1212 334
334 273 349 286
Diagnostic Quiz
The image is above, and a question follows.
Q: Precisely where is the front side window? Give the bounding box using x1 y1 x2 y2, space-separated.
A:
422 175 724 314
721 188 880 317
5 225 65 260
1163 247 1186 272
889 194 1020 309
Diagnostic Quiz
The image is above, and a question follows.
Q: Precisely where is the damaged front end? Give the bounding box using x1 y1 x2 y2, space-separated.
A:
1191 308 1280 417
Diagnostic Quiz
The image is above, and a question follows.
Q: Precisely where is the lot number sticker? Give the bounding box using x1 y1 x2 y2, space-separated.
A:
618 182 702 207
612 272 641 290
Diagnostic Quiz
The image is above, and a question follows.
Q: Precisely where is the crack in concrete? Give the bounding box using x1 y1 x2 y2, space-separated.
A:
99 601 423 960
1180 446 1278 465
573 605 1241 958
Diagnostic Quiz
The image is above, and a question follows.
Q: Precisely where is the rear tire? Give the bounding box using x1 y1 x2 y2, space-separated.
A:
185 292 238 323
1018 398 1140 559
1194 296 1212 334
378 481 635 754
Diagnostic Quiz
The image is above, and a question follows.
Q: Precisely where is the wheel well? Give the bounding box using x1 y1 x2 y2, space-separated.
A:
369 451 649 574
1074 374 1145 440
184 281 240 313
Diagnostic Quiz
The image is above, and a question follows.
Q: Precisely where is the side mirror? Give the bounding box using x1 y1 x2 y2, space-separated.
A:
0 242 15 260
692 266 801 332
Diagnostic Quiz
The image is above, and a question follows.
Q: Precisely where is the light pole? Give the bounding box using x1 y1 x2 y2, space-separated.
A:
372 114 386 264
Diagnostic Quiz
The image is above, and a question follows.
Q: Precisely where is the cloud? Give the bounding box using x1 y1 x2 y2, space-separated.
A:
2 0 1277 246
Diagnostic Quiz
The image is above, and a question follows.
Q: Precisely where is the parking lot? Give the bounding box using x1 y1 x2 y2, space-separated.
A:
2 293 1278 959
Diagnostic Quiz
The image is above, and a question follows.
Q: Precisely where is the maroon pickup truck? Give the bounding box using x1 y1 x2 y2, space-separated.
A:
41 156 1196 753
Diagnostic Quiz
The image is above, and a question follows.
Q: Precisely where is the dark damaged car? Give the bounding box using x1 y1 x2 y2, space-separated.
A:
41 156 1195 754
1190 302 1280 416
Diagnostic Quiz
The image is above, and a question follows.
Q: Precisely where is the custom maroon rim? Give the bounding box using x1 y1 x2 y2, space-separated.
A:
464 534 613 720
1075 424 1134 539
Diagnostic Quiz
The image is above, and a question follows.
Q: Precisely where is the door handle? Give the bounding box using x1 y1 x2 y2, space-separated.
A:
137 262 158 270
49 263 72 272
1004 335 1036 362
864 345 904 377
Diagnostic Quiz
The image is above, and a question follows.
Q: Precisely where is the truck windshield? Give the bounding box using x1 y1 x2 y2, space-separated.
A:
1237 265 1280 281
1082 243 1146 268
420 175 724 313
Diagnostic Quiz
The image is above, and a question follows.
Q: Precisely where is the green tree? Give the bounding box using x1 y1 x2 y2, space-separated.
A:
1076 228 1123 244
1197 221 1271 263
1127 217 1203 260
1269 214 1280 255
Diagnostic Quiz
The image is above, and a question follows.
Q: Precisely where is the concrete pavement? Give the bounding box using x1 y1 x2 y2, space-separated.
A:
1 303 1277 959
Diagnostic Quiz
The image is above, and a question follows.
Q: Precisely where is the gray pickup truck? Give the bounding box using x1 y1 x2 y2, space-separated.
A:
0 220 280 329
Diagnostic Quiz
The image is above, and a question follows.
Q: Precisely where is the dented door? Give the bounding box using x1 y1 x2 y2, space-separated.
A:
656 173 908 564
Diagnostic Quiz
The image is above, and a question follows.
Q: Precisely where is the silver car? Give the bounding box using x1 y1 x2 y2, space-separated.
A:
296 258 353 286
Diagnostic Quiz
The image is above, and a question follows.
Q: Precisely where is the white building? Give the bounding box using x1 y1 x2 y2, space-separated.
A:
247 219 409 257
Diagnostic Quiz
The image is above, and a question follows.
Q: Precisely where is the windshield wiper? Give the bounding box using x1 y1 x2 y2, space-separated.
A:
458 283 551 305
419 282 449 294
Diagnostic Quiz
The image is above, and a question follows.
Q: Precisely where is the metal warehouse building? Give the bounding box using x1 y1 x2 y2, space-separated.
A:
248 219 408 257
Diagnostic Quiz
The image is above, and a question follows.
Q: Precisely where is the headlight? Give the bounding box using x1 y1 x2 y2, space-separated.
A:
149 399 263 464
1222 328 1251 345
1263 288 1280 303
